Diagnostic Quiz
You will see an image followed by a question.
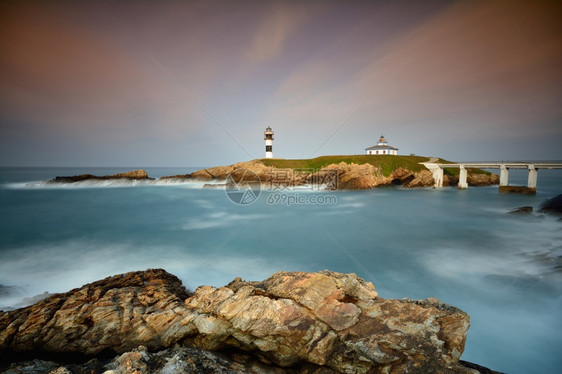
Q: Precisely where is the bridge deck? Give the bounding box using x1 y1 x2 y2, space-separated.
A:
430 163 562 169
420 162 562 191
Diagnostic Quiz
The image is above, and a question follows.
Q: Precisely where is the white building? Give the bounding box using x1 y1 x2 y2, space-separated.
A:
264 126 274 158
365 135 398 155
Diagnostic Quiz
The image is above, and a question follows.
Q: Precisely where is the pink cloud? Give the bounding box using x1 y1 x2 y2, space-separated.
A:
245 2 309 64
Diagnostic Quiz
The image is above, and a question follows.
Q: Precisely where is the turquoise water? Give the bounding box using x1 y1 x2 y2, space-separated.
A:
0 167 561 373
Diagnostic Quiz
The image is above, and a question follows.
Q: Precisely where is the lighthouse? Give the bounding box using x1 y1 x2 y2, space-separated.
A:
264 126 274 158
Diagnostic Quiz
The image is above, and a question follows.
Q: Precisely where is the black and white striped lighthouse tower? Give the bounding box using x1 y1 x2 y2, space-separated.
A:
264 126 274 158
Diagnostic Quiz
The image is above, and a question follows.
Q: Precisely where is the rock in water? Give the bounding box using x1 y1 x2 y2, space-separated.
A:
51 169 153 183
1 269 476 373
499 185 536 194
508 206 533 215
539 194 562 215
467 173 499 186
111 169 149 179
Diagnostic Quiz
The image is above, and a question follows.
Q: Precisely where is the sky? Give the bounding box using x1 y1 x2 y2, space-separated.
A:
1 0 561 167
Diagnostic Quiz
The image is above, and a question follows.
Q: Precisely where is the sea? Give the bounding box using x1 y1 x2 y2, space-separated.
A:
0 166 561 374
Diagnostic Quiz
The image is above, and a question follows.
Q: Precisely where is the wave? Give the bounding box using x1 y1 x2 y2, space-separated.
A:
420 217 562 287
0 239 286 310
3 179 213 190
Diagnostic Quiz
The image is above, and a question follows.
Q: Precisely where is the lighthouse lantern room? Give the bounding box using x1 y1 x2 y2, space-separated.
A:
264 126 274 158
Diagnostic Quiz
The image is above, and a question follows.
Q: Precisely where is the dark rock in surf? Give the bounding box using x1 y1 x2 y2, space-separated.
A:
499 185 536 194
0 285 22 298
460 360 506 374
539 194 562 215
508 206 533 215
159 174 191 181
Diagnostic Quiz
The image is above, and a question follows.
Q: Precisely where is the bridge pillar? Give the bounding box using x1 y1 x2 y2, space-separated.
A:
433 167 443 188
528 165 537 188
458 165 468 189
500 165 509 186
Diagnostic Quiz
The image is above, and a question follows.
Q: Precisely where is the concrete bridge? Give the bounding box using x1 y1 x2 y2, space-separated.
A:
422 162 562 192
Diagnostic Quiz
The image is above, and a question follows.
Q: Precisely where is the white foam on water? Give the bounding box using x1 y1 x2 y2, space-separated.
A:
0 239 285 309
3 179 216 190
420 214 562 285
181 212 271 230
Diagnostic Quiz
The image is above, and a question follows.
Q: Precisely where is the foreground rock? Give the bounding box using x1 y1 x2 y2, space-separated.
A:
50 169 154 183
1 345 333 374
0 269 190 356
1 269 494 373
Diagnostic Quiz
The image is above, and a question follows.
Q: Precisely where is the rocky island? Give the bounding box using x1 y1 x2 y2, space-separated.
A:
48 156 499 190
50 169 154 183
0 269 501 373
165 156 498 189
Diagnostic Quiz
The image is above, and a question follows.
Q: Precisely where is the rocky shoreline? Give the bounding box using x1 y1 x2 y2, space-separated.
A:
0 269 502 373
48 159 499 190
159 159 499 189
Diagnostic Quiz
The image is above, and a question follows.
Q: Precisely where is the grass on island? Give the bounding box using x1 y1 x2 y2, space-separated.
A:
260 155 430 176
260 155 493 176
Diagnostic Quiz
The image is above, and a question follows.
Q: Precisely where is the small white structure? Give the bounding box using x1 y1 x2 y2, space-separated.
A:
264 126 274 158
365 135 398 155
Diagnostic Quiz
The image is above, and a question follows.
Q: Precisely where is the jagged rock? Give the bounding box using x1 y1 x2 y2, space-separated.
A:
50 170 153 183
186 161 272 182
0 269 479 373
1 358 103 374
314 163 392 190
0 269 191 355
101 345 310 374
442 174 456 186
1 346 335 374
0 269 500 373
390 167 415 185
404 170 434 188
190 165 234 180
112 170 150 179
539 194 562 215
467 173 499 186
1 359 61 374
